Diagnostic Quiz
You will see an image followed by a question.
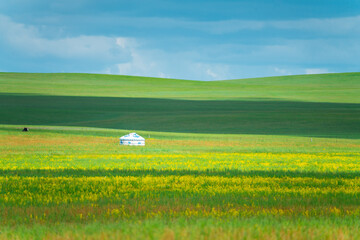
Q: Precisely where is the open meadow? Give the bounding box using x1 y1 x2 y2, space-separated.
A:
0 72 360 239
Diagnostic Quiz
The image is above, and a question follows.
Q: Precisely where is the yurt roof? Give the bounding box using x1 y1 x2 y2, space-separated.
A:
120 132 145 141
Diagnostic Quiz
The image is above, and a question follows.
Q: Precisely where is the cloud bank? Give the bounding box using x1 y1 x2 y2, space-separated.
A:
0 12 359 80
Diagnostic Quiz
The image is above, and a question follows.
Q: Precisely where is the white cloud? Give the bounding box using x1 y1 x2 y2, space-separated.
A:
305 68 329 75
97 15 360 36
274 67 292 75
185 19 265 34
201 64 229 80
103 17 265 35
206 69 218 78
1 14 359 80
197 15 360 35
158 72 170 78
0 14 195 79
271 15 360 35
116 49 163 77
0 14 133 61
114 51 231 80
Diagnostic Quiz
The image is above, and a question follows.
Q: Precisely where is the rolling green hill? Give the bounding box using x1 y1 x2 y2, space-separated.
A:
1 72 360 102
0 72 359 138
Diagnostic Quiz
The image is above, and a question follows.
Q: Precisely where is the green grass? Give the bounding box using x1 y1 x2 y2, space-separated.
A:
1 72 360 239
2 217 360 240
1 72 359 102
1 125 360 239
1 72 359 138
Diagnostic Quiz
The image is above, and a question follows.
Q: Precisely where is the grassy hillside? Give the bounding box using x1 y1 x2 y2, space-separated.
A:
1 72 359 102
1 72 360 239
0 72 359 138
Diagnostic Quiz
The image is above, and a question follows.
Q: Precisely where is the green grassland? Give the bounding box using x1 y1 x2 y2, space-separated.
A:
1 72 359 102
1 72 359 138
1 125 360 239
0 72 360 239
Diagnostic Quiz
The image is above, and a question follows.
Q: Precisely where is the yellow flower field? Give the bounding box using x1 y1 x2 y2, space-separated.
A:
1 126 360 239
1 152 360 172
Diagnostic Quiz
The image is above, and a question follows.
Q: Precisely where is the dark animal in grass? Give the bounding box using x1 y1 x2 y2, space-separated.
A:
22 127 28 132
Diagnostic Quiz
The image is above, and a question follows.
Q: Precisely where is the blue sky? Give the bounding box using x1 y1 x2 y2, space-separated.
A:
0 0 359 80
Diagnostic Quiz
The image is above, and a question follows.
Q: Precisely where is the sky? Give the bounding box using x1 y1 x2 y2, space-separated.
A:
0 0 360 80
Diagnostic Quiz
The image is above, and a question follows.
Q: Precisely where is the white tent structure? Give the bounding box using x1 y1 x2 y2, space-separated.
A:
119 133 145 146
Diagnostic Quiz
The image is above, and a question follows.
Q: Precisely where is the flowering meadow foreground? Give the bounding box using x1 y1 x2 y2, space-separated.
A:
1 125 360 239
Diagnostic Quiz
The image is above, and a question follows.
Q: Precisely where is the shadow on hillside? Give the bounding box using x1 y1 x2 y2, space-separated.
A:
1 168 360 179
1 94 359 138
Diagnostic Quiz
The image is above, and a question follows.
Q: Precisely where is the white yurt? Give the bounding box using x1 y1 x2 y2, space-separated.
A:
120 133 145 146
